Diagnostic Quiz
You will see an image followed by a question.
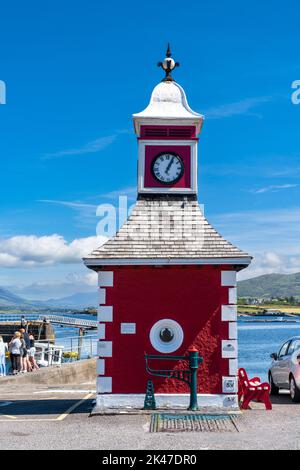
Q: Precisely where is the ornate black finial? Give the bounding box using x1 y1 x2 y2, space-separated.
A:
157 43 180 82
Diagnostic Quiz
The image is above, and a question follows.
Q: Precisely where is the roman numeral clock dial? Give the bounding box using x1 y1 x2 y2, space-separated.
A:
152 152 184 184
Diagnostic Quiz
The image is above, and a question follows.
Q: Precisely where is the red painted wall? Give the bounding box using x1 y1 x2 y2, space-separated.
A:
144 145 191 188
100 265 233 395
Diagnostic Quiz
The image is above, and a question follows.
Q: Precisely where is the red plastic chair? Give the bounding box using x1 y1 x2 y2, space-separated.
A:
238 368 272 410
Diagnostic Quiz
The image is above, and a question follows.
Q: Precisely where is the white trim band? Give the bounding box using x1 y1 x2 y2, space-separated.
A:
97 306 113 322
98 323 105 339
97 377 112 393
229 359 238 376
221 271 237 286
98 288 106 305
97 341 112 357
228 322 237 340
228 287 237 304
222 305 237 322
97 359 105 375
94 393 239 410
98 271 114 287
85 257 251 267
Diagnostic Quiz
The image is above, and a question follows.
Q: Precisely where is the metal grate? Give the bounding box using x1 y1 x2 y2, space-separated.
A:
150 413 241 433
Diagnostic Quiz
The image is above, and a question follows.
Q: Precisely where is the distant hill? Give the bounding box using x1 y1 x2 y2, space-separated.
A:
44 291 97 308
0 285 97 309
3 272 300 308
238 273 300 299
0 287 30 307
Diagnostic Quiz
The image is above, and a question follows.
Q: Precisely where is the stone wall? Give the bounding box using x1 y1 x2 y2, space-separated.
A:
0 358 96 386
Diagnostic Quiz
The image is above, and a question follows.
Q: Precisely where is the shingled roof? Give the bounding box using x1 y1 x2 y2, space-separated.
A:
83 196 251 267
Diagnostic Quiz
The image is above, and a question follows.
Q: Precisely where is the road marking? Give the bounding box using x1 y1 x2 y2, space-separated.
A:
0 393 94 422
0 418 57 422
56 392 94 421
34 389 96 394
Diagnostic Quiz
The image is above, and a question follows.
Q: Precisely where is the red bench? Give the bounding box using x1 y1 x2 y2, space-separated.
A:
238 368 272 410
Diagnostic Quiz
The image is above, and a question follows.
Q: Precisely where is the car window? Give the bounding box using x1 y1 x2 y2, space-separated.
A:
288 340 300 355
278 341 291 357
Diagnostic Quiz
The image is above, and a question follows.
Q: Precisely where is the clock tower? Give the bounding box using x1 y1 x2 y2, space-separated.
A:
134 45 203 195
84 46 251 411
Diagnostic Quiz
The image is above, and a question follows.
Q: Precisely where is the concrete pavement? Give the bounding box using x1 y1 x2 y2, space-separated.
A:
0 385 299 450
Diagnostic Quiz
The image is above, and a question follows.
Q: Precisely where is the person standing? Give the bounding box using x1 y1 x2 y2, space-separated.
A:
28 332 39 370
8 332 22 375
0 336 8 376
19 329 32 373
20 315 28 331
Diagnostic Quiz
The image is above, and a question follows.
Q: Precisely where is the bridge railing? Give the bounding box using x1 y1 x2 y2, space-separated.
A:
0 313 97 329
39 315 97 328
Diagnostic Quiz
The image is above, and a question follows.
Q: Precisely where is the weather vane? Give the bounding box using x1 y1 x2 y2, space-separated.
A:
157 43 180 82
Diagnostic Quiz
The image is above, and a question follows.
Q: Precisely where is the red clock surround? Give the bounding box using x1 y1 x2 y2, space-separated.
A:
144 145 191 189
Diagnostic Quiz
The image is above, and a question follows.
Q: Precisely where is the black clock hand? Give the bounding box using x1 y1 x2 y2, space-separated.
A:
165 156 174 175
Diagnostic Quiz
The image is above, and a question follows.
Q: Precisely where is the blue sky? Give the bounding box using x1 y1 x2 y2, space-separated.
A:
0 0 300 299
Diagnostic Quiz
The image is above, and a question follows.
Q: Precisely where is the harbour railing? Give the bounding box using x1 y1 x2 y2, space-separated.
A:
35 334 98 361
0 313 42 322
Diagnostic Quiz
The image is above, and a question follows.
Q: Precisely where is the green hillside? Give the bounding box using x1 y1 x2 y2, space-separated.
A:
238 273 300 299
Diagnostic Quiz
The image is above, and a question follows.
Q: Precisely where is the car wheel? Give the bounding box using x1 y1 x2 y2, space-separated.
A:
269 372 279 395
289 376 300 403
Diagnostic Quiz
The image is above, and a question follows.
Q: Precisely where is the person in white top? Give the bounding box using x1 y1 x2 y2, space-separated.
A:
0 336 8 376
8 332 22 374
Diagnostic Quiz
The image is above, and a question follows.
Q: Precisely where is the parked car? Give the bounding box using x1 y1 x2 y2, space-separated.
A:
269 336 300 402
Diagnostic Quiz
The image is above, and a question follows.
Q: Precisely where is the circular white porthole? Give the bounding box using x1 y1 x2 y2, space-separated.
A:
149 319 184 353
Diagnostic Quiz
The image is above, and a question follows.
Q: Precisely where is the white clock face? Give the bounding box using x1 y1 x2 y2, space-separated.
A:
152 153 184 184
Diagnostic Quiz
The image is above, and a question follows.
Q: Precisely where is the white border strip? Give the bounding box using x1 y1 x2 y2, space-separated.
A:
85 257 251 267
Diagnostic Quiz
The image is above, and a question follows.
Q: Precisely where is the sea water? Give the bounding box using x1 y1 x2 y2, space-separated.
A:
238 318 300 381
41 314 300 381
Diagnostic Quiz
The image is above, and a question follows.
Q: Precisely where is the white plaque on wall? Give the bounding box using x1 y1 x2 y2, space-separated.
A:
221 339 237 358
120 323 136 334
222 376 238 393
223 395 238 408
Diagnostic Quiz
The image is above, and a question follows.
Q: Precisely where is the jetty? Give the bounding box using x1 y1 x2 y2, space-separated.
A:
0 314 97 343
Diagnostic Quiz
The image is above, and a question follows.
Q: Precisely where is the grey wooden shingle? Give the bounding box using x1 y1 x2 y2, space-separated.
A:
84 196 250 263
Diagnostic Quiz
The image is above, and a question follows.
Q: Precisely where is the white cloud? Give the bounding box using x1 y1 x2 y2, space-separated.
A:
39 200 97 210
11 271 98 300
42 129 131 159
43 135 118 159
203 96 272 119
101 186 137 200
38 199 99 229
238 251 300 281
0 234 107 268
252 184 298 194
210 207 300 281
